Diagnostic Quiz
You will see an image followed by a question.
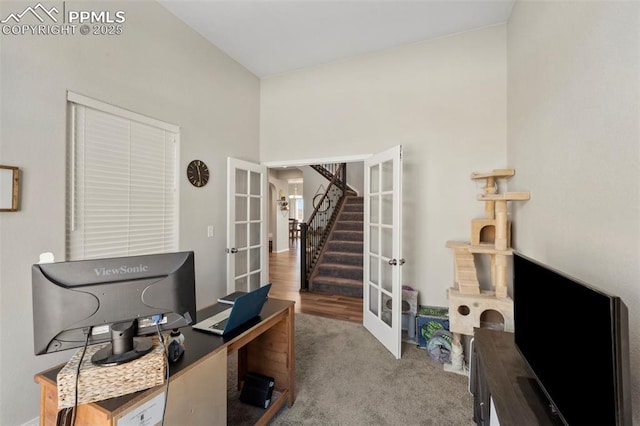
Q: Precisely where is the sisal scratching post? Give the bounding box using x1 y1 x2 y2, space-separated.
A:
494 255 508 299
494 200 508 251
484 176 497 219
443 333 467 376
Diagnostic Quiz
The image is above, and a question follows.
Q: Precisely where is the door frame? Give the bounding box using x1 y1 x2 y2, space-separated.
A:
264 148 403 358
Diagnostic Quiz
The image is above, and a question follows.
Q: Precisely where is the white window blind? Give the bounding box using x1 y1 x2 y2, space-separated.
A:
67 93 179 260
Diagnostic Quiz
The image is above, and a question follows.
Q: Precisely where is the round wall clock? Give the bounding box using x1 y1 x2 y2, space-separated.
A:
186 160 210 187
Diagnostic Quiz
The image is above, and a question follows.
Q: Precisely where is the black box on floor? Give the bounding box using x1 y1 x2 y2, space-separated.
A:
239 372 275 409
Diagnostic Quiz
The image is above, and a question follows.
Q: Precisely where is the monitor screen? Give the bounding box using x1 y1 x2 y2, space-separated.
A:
32 251 196 359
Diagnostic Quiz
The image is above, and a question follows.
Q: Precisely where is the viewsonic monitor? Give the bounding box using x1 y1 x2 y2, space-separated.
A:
32 251 196 366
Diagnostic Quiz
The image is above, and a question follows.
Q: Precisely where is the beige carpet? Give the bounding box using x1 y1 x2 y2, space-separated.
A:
229 313 475 425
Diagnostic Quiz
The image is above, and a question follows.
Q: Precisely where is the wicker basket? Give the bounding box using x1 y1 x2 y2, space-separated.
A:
57 339 166 409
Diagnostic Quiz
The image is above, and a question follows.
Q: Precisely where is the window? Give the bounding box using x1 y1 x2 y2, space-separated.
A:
288 180 304 221
66 92 179 260
289 196 304 221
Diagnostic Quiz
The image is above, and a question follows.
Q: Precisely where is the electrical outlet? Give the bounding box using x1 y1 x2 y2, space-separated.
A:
207 225 214 238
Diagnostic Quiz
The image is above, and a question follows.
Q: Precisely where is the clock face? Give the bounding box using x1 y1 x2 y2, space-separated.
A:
186 160 210 187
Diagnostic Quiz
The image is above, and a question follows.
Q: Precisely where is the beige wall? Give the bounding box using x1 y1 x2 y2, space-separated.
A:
0 1 259 424
261 25 508 305
508 1 640 422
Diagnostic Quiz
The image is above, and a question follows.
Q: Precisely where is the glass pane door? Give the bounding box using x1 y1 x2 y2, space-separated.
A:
363 145 403 358
227 158 268 293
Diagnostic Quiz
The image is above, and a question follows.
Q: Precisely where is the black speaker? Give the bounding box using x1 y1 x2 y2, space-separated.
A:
239 372 275 409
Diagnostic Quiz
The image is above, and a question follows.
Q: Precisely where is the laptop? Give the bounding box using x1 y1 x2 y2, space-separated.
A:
192 284 271 336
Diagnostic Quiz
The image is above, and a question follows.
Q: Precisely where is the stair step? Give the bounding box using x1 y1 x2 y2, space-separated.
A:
343 204 363 212
339 212 363 221
316 263 363 280
331 230 363 242
327 240 363 253
335 221 363 231
322 252 363 266
309 276 363 298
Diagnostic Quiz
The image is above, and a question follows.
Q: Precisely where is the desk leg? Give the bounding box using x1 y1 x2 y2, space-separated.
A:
39 382 57 426
37 380 110 426
286 306 295 407
243 305 295 407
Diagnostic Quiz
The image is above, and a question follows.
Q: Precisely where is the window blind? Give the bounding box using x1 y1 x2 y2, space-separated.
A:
67 96 179 260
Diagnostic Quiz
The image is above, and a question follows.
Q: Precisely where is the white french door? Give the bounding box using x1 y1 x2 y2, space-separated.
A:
363 145 404 359
226 157 268 294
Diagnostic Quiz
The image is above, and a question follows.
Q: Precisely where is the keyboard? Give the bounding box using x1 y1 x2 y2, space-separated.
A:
191 307 232 332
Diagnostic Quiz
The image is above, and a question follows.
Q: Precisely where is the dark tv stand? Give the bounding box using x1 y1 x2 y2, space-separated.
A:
470 328 563 426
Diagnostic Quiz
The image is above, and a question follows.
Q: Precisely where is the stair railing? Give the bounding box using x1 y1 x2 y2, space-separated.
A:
310 163 356 195
300 163 347 290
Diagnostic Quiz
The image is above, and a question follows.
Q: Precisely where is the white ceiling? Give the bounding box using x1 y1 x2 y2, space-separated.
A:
158 0 515 78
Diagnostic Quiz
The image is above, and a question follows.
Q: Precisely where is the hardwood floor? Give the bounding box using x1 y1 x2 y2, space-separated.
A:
269 246 363 323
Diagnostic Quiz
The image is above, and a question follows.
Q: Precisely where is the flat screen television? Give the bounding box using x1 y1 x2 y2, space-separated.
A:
513 252 631 426
32 251 196 365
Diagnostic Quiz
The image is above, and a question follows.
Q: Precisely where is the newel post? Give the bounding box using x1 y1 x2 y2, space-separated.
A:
299 222 308 291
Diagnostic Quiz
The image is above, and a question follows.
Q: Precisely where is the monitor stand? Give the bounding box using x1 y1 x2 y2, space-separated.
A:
91 320 155 366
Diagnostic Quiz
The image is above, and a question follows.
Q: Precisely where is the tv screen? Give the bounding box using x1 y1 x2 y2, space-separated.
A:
513 253 631 426
32 251 196 358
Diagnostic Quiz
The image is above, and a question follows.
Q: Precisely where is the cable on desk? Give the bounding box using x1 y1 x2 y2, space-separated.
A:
156 324 170 426
71 326 92 426
58 407 72 426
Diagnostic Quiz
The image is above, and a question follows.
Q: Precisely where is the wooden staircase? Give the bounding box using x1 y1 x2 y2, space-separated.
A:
308 196 364 297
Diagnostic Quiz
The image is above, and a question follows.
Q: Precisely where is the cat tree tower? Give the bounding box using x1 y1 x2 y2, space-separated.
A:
444 169 529 374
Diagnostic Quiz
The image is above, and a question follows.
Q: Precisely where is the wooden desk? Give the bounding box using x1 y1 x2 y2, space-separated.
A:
34 298 295 426
471 328 561 426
